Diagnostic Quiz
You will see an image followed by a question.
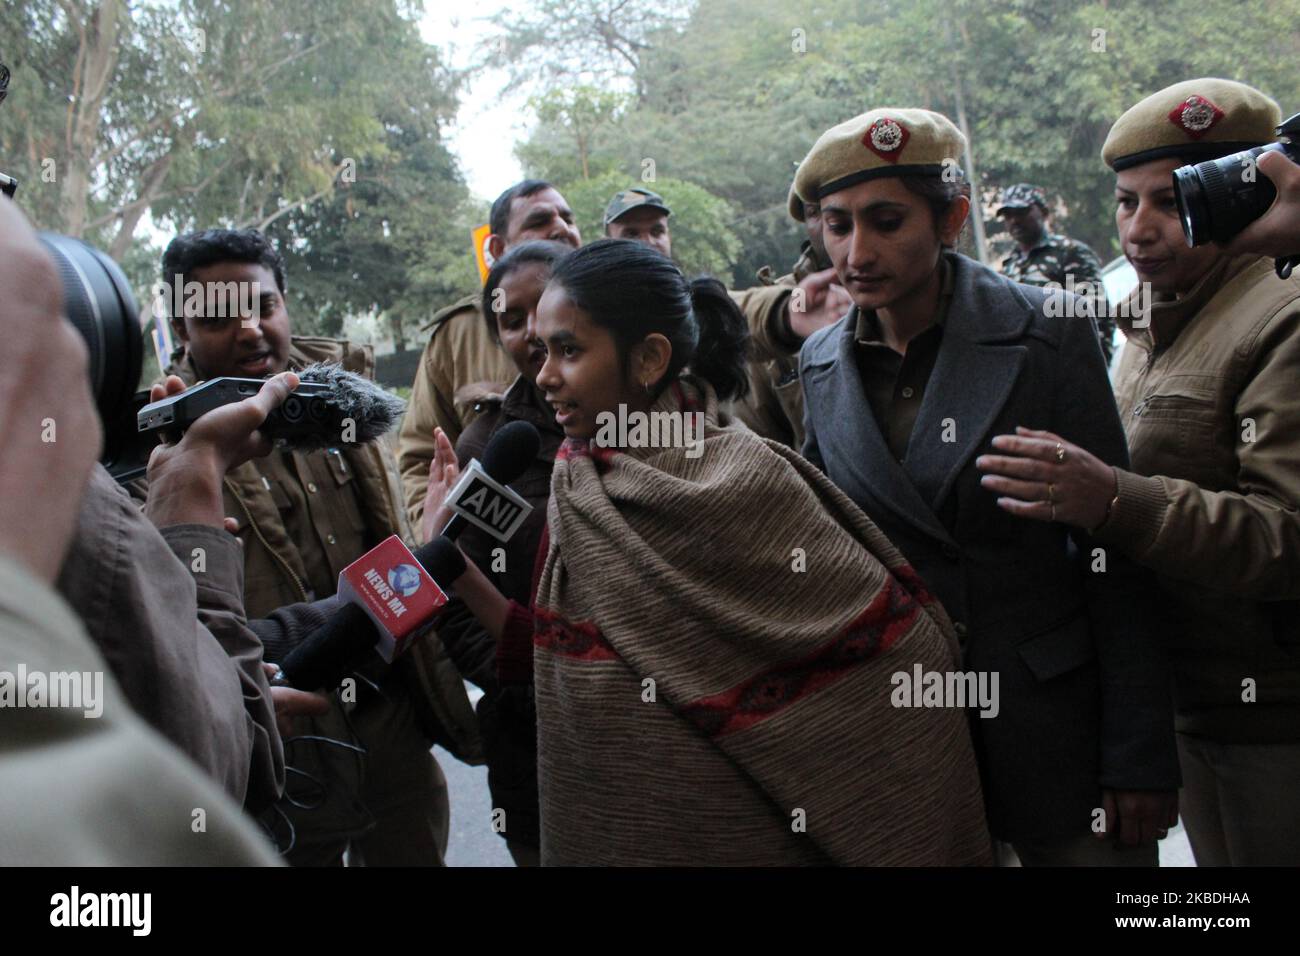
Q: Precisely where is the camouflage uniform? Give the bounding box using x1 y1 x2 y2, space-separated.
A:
1001 233 1113 362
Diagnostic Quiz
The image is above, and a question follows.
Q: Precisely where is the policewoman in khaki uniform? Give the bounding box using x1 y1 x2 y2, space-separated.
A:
797 108 1179 865
156 228 479 866
979 78 1300 866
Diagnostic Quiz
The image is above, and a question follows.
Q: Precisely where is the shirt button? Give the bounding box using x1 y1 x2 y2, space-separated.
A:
307 482 318 493
901 386 915 399
326 533 336 545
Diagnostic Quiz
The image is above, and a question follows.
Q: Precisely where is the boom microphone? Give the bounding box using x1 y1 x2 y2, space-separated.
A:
137 362 405 450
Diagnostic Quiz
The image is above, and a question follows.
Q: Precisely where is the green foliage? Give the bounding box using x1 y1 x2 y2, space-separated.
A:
558 169 742 278
0 0 476 341
505 0 1300 281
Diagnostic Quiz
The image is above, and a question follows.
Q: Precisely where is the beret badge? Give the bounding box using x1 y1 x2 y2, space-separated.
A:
863 117 909 162
1167 94 1225 140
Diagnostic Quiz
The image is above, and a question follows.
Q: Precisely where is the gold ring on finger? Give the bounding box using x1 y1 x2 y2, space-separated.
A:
1055 443 1066 463
1047 482 1056 503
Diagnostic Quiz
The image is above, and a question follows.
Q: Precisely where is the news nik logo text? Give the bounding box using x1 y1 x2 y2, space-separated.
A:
50 887 151 936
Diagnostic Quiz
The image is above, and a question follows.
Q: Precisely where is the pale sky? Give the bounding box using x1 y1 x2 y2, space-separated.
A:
420 2 527 203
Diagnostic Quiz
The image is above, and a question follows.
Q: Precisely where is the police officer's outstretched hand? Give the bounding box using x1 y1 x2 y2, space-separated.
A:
144 371 298 530
788 267 853 341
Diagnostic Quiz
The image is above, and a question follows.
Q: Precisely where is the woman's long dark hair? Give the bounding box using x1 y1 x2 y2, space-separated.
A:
546 239 750 401
481 239 574 342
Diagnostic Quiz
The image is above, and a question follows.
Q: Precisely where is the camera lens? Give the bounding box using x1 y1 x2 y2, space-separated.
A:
38 234 142 434
1173 145 1277 246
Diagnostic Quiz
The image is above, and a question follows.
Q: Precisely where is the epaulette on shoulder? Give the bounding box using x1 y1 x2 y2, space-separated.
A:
420 292 482 333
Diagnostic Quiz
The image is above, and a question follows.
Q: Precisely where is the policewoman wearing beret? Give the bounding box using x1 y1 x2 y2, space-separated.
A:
979 78 1300 866
798 107 1180 865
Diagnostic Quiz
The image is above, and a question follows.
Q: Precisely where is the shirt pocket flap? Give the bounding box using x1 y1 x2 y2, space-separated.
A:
1016 612 1095 681
324 448 355 486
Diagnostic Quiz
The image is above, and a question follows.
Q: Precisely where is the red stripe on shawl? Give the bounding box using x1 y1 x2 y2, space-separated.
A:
533 605 620 662
893 562 940 608
677 575 921 739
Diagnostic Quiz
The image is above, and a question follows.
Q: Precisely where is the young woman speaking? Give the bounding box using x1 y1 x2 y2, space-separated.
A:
430 238 990 866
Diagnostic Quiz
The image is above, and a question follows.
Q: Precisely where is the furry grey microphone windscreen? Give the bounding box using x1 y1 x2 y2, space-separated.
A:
291 362 406 446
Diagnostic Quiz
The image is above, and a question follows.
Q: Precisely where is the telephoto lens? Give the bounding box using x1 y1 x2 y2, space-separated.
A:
37 233 146 478
1174 111 1300 246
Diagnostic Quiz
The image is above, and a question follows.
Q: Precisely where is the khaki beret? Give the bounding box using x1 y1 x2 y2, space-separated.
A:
788 181 805 222
1102 78 1280 171
792 108 966 218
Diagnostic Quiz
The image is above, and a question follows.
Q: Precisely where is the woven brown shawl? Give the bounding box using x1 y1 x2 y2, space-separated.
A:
534 377 991 866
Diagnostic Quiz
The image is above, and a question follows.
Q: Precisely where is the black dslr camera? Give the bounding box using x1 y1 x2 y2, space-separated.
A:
1174 110 1300 277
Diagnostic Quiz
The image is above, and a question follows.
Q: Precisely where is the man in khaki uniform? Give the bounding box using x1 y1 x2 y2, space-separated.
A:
979 78 1300 865
731 187 851 448
157 228 479 865
399 180 581 525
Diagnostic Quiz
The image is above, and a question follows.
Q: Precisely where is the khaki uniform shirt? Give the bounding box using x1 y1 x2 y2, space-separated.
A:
1100 254 1300 742
730 245 823 449
398 296 517 526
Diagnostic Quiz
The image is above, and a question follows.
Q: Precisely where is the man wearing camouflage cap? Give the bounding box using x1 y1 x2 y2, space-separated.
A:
980 77 1300 866
797 106 1178 866
997 183 1113 361
604 187 672 258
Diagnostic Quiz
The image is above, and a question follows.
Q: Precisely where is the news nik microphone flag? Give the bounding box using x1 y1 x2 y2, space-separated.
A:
444 459 533 541
336 536 449 663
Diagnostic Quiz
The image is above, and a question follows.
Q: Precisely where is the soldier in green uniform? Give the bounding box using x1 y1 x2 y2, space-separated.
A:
399 180 581 526
154 228 482 866
998 183 1114 361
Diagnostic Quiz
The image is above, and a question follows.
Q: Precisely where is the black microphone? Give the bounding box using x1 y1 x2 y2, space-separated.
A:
276 537 465 691
440 420 541 540
275 420 541 690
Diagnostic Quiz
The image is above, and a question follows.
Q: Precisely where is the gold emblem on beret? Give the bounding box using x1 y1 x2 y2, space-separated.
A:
863 117 909 162
1167 94 1225 140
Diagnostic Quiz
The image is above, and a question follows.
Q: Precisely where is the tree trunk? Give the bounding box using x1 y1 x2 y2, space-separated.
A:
59 0 125 237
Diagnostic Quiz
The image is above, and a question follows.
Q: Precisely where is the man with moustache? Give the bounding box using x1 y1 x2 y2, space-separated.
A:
399 180 581 526
157 227 479 866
